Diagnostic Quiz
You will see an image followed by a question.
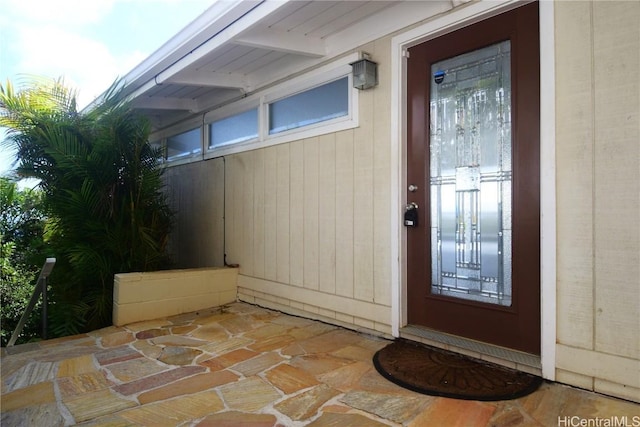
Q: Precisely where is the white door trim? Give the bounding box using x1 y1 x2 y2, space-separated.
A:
389 0 556 380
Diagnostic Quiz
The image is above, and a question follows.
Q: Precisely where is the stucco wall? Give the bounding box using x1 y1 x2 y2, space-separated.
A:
224 38 393 336
555 1 639 402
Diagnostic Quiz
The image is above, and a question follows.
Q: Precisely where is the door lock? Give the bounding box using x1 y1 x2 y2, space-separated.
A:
404 202 418 227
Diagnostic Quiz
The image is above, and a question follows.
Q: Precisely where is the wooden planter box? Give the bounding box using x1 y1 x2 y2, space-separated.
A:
113 267 238 326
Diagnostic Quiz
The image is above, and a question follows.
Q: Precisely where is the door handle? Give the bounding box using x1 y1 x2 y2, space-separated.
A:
404 202 418 227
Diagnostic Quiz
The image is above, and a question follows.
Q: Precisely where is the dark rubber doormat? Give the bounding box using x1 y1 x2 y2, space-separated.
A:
373 339 542 401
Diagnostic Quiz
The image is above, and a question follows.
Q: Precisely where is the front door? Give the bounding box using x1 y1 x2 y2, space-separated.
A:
406 2 540 355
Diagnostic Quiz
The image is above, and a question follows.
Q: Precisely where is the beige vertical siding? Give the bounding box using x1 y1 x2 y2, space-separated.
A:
555 1 639 402
276 144 290 284
318 133 337 294
229 39 393 334
264 147 278 282
335 130 355 299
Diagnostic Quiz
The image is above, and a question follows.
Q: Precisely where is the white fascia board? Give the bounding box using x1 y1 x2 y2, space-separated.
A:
234 28 326 58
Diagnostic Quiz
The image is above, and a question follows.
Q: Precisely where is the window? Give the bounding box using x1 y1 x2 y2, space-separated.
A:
165 55 360 161
166 127 201 161
209 108 258 148
269 77 349 135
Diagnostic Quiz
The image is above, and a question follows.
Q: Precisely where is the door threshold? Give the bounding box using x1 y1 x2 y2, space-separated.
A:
400 325 541 376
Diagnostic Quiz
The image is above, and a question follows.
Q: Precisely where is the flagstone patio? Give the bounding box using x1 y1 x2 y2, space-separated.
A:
2 302 638 426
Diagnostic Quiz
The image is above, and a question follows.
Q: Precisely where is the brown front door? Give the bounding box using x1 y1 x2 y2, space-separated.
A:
406 2 540 355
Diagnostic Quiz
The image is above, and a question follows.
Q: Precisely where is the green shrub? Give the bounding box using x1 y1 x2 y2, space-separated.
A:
0 178 48 345
1 77 173 337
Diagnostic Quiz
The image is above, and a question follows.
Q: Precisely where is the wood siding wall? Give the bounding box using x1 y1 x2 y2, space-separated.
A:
555 1 639 401
225 38 393 335
163 159 225 269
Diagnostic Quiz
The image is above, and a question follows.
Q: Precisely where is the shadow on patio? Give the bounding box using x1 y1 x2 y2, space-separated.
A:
1 302 638 426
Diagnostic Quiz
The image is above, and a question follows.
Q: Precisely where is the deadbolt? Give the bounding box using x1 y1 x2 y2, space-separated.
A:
408 184 418 192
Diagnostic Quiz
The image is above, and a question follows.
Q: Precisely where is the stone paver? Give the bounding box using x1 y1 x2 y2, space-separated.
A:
274 384 340 421
247 333 296 352
95 346 143 366
230 351 284 376
189 324 228 342
196 411 278 427
290 353 354 376
307 412 390 427
101 331 135 348
137 370 238 404
131 340 163 360
63 389 137 423
156 346 202 365
218 376 281 412
124 319 171 333
149 335 208 347
105 357 168 383
1 402 65 426
3 361 57 391
340 390 429 424
408 398 497 427
57 354 97 377
119 390 224 425
297 330 362 354
265 363 320 394
134 328 168 340
1 381 56 412
317 361 372 392
57 371 113 398
2 302 638 426
199 336 253 355
203 347 259 369
113 365 205 396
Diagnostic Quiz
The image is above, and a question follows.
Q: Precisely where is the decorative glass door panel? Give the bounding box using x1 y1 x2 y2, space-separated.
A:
429 41 512 306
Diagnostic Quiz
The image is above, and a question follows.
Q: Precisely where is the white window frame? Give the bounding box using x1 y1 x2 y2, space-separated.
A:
151 116 204 167
265 75 351 139
204 97 260 152
203 53 360 159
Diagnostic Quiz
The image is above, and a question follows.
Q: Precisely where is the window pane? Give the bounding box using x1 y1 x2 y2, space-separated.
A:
167 128 201 161
209 108 258 148
269 77 348 134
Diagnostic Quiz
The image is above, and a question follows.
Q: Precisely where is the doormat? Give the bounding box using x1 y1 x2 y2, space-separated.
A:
373 339 542 401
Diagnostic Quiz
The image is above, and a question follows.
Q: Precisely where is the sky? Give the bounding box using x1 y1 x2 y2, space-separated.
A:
0 0 215 177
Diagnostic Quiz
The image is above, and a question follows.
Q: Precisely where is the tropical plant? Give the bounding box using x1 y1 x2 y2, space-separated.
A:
0 178 48 345
0 77 173 336
0 177 47 266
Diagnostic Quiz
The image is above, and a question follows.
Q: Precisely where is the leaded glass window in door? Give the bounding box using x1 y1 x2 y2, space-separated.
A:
429 40 512 306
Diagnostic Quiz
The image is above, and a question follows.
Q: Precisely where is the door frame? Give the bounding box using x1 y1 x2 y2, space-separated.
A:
389 0 557 380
